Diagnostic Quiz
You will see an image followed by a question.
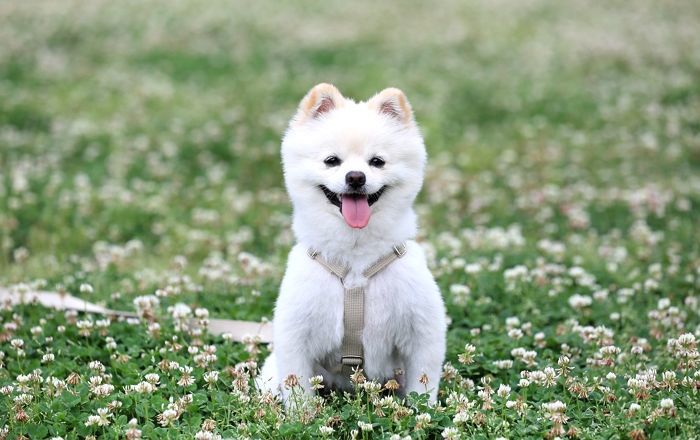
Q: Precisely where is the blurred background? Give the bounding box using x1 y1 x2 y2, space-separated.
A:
1 0 699 316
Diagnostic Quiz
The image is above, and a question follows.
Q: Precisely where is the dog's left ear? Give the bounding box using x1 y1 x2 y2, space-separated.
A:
294 83 345 124
367 87 414 125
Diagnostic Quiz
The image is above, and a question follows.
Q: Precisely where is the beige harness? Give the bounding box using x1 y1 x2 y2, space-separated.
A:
307 243 407 376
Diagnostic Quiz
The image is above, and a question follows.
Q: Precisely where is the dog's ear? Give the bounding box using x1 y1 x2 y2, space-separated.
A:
294 83 345 124
367 87 414 125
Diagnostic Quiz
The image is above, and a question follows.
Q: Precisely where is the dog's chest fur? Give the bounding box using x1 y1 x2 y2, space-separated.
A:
274 241 439 387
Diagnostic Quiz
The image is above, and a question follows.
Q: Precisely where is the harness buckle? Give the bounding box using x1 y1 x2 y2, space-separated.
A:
341 355 363 367
393 243 407 258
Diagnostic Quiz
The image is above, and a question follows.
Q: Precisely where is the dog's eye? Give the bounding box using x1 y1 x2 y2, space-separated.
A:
324 156 341 167
369 157 385 168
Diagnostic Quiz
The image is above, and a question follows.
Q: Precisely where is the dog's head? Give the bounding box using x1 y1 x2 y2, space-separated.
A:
281 84 426 237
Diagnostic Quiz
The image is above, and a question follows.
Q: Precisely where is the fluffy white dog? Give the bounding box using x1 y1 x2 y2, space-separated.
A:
260 83 446 403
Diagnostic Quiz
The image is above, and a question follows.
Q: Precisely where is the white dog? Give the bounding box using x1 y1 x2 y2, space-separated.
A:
259 83 446 403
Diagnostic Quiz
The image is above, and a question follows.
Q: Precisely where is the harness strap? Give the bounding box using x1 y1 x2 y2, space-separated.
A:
307 249 349 280
307 243 407 377
342 287 365 374
362 243 407 278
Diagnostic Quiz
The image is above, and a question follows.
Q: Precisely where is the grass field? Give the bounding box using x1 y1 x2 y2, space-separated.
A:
1 0 700 438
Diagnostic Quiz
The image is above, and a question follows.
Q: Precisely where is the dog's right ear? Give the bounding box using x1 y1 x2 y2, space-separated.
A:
367 87 414 126
293 83 345 124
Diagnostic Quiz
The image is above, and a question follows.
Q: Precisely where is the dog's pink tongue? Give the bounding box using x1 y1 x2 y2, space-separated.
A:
341 195 371 228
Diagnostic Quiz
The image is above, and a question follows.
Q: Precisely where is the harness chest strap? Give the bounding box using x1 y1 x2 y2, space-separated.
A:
307 243 407 376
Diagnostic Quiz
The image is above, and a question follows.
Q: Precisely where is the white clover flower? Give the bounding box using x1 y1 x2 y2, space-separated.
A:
79 283 94 294
644 278 659 291
145 373 160 384
91 384 115 397
309 375 324 390
542 400 566 415
13 393 33 405
512 347 538 366
89 360 105 372
319 426 335 435
133 295 160 318
449 284 471 305
135 381 157 393
0 385 14 395
171 303 192 319
358 421 373 432
453 410 469 424
416 413 431 425
459 343 477 364
543 367 558 386
76 320 94 336
158 408 179 427
568 294 593 309
677 333 696 345
442 427 460 440
85 407 111 427
465 263 482 274
493 360 513 369
497 384 511 398
203 371 219 385
506 317 520 329
177 365 195 387
659 398 674 409
508 328 524 339
600 345 621 357
593 289 609 301
362 381 382 394
451 258 466 269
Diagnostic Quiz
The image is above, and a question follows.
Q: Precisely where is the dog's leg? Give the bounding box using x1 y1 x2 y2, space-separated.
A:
256 353 280 395
401 329 445 403
274 345 315 407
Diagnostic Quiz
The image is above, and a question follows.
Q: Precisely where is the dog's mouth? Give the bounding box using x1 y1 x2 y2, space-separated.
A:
319 185 387 229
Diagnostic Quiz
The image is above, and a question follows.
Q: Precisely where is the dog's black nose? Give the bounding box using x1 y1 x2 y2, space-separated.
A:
345 171 366 189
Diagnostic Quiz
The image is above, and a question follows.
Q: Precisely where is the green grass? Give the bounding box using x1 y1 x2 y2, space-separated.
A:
1 0 700 438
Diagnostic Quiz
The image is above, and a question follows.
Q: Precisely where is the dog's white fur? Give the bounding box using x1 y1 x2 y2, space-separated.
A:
259 84 446 402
